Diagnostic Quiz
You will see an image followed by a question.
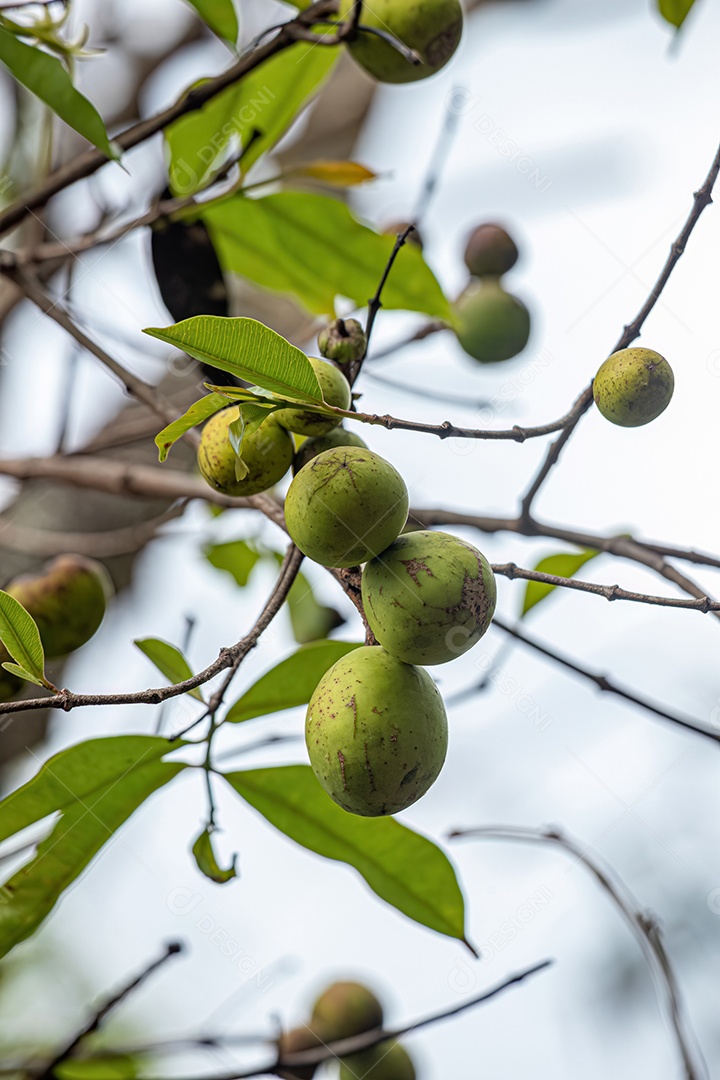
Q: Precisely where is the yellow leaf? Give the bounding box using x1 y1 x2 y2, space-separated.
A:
291 161 377 187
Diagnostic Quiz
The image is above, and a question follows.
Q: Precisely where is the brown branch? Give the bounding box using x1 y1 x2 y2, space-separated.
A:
449 826 706 1080
489 615 720 745
0 1 341 240
519 138 720 521
35 943 184 1080
0 506 185 558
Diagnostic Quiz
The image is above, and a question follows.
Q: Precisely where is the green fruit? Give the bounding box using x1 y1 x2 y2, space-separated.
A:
455 279 531 363
593 347 674 427
198 408 294 496
278 1026 323 1080
310 982 383 1042
341 0 462 84
318 319 367 365
362 530 496 665
293 428 368 474
275 358 351 437
7 555 112 659
306 645 448 816
340 1041 416 1080
285 447 408 568
464 223 519 278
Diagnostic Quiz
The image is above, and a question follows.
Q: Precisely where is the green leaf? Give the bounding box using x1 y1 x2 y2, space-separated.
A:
56 1056 139 1080
0 29 116 159
201 191 453 319
184 0 238 42
657 0 696 28
134 638 204 701
154 392 229 462
0 736 184 959
144 317 323 403
226 640 362 723
278 561 346 644
192 827 237 883
224 766 467 942
0 590 45 685
228 400 279 480
166 42 337 195
1 662 45 688
204 539 262 586
521 548 600 617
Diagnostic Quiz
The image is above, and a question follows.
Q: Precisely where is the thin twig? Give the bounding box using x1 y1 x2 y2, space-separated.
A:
449 826 705 1080
519 138 720 521
34 943 184 1080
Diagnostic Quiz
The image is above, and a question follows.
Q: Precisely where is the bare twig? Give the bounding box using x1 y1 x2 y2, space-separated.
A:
519 138 720 521
449 826 705 1080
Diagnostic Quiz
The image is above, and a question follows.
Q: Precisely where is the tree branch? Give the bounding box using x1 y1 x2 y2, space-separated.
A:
449 826 706 1080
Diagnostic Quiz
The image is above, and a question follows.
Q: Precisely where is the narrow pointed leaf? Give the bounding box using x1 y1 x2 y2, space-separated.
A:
192 828 237 883
2 662 46 688
0 29 116 158
290 161 377 187
184 0 239 42
657 0 696 28
224 765 467 942
521 548 600 617
155 392 229 461
0 590 45 683
134 637 204 701
226 640 362 723
144 317 323 403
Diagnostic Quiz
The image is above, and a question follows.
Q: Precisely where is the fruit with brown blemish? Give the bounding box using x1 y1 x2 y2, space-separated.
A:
339 1041 416 1080
275 358 351 437
7 555 113 659
593 347 674 427
310 981 384 1042
305 645 448 816
340 0 463 84
464 222 519 278
293 428 368 474
198 408 294 496
318 319 367 365
362 530 496 665
278 1026 324 1080
284 447 409 568
455 279 531 364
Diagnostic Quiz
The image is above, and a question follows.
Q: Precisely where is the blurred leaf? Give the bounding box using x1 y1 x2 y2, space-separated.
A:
521 549 600 617
166 42 337 194
225 640 362 723
192 828 237 883
284 567 346 644
151 216 229 323
0 29 116 158
224 766 468 943
200 191 453 319
0 590 45 686
657 0 696 28
144 317 323 403
56 1056 139 1080
134 637 204 701
290 160 377 187
184 0 239 42
155 392 229 462
205 539 262 586
0 737 184 959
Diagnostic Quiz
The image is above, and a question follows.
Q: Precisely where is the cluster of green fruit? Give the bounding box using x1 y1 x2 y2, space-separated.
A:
0 555 113 701
281 979 415 1080
454 223 531 364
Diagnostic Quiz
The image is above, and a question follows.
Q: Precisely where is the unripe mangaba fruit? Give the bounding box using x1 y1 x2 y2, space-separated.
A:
464 223 519 278
318 319 367 365
593 347 674 427
340 1041 416 1080
285 447 408 568
198 408 294 496
7 555 112 659
293 428 368 474
278 1026 323 1080
275 358 351 436
362 530 497 665
310 981 383 1042
306 645 448 816
340 0 462 84
455 279 531 364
